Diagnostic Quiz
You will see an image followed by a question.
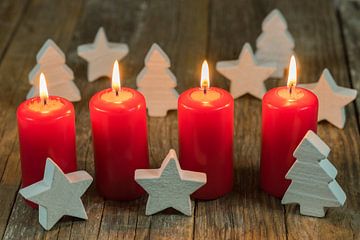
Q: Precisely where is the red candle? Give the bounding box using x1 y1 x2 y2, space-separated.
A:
89 61 149 200
178 61 234 200
17 73 77 208
260 56 318 198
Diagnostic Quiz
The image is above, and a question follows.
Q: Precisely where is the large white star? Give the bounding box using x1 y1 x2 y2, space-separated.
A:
216 43 276 100
135 149 206 216
19 158 93 230
301 69 357 129
77 27 129 82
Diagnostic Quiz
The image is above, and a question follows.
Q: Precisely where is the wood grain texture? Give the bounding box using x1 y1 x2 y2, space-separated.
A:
265 0 360 239
0 0 359 239
0 0 30 62
194 0 287 239
1 0 85 239
338 0 360 128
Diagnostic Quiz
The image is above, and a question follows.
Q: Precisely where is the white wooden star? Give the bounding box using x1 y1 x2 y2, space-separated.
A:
19 158 93 230
135 149 206 216
216 43 276 100
301 69 357 129
77 27 129 82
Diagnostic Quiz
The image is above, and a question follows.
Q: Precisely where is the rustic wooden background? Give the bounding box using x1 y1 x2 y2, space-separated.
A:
0 0 359 239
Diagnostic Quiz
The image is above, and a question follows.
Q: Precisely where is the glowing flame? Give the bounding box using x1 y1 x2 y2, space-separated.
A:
287 55 297 90
112 60 121 93
201 60 210 89
39 73 48 104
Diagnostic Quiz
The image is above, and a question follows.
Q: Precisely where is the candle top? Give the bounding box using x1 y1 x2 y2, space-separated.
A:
101 89 133 103
90 87 146 113
263 86 318 109
17 96 74 121
190 88 221 102
179 87 233 110
28 98 64 113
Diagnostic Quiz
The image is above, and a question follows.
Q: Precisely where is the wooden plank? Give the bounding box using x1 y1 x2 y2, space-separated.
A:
193 0 287 239
0 0 30 62
338 0 360 128
0 0 30 236
263 1 360 239
1 0 85 239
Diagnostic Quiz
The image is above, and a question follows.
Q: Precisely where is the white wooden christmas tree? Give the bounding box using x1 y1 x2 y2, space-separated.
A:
255 9 295 78
27 39 81 102
281 130 346 218
136 43 179 117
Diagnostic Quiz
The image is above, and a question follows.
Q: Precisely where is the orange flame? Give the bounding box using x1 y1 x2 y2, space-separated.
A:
39 73 48 104
201 60 210 90
112 60 121 94
287 55 297 90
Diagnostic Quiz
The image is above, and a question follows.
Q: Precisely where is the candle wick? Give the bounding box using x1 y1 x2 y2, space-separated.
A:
288 84 295 97
115 89 119 96
204 87 207 95
43 98 47 106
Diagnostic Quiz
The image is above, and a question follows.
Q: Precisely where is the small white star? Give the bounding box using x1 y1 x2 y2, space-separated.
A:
19 158 93 230
77 27 129 82
301 69 357 129
135 149 206 216
216 43 276 100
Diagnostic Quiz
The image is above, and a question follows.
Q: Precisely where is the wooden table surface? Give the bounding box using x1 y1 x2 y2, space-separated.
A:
0 0 359 239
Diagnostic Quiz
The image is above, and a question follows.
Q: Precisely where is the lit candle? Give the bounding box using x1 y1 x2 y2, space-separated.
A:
17 73 77 208
178 61 234 200
89 61 149 200
260 56 319 198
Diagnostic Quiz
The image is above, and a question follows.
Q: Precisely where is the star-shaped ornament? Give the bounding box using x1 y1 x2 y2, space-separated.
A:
77 27 129 82
216 43 276 100
19 158 93 230
301 69 357 129
135 149 206 216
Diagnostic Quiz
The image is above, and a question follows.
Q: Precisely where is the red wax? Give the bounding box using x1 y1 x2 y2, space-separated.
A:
178 87 234 200
260 86 318 198
89 87 149 200
17 96 77 208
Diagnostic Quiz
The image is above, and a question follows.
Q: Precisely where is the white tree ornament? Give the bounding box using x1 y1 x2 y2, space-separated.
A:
77 27 129 82
136 43 179 117
300 69 358 129
135 149 206 216
255 9 295 78
27 39 81 102
281 130 346 217
216 43 276 100
19 158 93 230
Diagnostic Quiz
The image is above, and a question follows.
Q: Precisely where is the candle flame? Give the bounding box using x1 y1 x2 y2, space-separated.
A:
39 73 48 105
112 60 121 94
201 60 210 91
287 55 297 93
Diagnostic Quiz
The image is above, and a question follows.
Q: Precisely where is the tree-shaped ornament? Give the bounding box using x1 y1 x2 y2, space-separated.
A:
255 9 295 78
27 39 81 102
136 43 179 117
281 130 346 217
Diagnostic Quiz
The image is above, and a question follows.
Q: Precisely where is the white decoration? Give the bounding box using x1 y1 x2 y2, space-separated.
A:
27 39 81 102
136 43 179 117
301 69 358 129
19 158 93 230
77 27 129 82
135 149 206 216
255 9 295 78
216 43 276 100
281 130 346 217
